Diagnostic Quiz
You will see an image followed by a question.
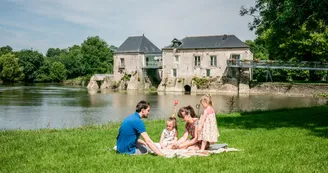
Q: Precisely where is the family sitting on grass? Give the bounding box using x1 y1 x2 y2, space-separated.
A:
116 94 219 156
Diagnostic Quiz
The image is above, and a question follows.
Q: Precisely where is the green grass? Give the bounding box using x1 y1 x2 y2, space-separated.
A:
1 106 328 173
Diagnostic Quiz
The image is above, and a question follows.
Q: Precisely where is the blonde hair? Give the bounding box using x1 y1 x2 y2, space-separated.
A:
167 117 178 131
200 94 212 106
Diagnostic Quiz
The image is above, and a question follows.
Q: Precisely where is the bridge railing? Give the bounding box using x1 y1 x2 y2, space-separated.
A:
143 61 163 69
227 60 328 70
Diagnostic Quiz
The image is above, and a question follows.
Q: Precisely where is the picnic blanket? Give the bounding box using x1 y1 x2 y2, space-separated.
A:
156 143 239 158
113 144 239 158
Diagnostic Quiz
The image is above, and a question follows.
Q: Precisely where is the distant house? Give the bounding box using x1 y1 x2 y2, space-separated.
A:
113 35 162 90
158 34 253 92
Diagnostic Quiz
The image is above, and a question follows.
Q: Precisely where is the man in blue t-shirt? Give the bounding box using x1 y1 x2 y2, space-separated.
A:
116 100 164 156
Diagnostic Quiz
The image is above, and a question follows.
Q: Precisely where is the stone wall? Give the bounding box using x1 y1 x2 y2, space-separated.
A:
250 83 328 96
113 53 144 81
161 48 252 79
158 73 250 94
158 48 252 92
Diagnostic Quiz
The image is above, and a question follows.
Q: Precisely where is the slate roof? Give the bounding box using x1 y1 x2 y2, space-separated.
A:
163 35 248 50
115 35 161 54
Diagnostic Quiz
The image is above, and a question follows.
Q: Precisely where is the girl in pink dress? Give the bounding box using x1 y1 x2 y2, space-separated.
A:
198 94 219 152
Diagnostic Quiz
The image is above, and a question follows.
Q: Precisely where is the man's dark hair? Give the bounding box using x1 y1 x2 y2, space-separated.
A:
136 100 150 113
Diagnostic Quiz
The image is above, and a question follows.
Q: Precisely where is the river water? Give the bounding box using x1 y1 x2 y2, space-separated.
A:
0 84 326 130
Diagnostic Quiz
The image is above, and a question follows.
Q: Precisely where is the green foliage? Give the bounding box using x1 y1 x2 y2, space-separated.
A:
0 45 13 56
59 45 83 79
35 60 52 82
192 77 210 89
50 62 67 82
16 49 45 82
109 45 118 52
81 36 114 75
245 40 269 60
0 53 24 82
2 36 115 83
46 48 63 58
148 86 157 92
121 73 131 81
81 74 92 84
241 0 328 81
253 68 326 82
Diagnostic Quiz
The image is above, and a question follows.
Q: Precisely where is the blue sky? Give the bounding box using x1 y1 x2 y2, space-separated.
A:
0 0 256 54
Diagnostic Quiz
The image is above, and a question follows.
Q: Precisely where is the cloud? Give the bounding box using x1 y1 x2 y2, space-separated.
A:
1 0 256 53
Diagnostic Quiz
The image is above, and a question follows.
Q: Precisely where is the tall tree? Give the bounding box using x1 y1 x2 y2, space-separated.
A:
240 0 328 62
0 53 24 82
0 45 13 56
50 62 67 82
35 60 52 82
16 49 44 82
59 45 83 79
46 48 62 58
81 36 114 75
245 40 269 60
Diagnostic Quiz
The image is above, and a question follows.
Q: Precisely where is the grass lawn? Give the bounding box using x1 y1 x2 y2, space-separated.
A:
1 106 328 173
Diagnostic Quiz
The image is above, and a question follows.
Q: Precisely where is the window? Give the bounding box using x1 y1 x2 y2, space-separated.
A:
145 57 149 66
206 69 211 77
194 56 200 66
231 54 240 60
231 54 241 65
172 69 177 77
120 58 125 68
175 55 179 63
210 56 217 66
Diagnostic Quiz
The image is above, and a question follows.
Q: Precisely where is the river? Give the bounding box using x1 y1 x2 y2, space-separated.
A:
0 84 326 130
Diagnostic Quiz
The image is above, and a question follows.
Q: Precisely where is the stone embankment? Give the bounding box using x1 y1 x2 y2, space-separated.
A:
87 74 328 97
249 83 328 96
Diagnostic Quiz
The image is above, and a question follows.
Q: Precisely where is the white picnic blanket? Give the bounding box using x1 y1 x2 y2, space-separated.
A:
160 148 239 158
113 143 239 158
155 143 239 158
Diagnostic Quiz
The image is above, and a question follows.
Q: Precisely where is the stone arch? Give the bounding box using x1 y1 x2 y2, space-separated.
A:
184 85 191 94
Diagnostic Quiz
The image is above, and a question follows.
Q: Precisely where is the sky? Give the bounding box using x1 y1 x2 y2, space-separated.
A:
0 0 256 54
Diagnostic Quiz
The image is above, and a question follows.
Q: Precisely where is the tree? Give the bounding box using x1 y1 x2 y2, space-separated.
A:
16 49 44 82
50 62 67 82
46 48 63 58
0 53 24 82
81 36 114 75
240 0 328 62
59 45 83 79
35 60 52 82
0 45 13 56
109 45 118 52
245 40 269 60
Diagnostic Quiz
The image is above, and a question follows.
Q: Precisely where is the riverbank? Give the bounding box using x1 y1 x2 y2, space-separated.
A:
80 78 328 97
1 106 327 172
250 82 328 97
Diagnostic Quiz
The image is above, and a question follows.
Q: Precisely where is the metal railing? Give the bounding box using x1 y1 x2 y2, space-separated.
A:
227 60 328 70
144 61 163 69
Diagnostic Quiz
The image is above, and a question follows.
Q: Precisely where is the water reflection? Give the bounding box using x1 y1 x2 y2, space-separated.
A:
0 84 326 130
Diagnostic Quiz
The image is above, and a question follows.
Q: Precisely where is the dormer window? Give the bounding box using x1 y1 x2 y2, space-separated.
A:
171 38 182 48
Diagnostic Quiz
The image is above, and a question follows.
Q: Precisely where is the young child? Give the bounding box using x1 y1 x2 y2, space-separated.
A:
198 94 219 152
159 117 178 149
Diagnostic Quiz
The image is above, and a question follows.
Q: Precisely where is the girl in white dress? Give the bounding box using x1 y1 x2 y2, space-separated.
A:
159 117 178 149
